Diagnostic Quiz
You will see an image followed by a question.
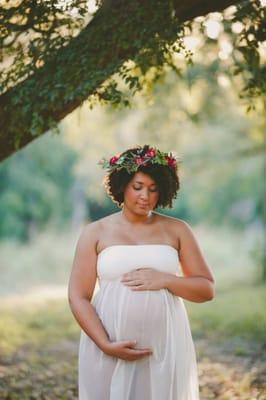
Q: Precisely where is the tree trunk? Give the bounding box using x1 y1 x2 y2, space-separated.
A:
0 0 237 162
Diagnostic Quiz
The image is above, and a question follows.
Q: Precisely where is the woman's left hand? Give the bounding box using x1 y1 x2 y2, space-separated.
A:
121 268 169 291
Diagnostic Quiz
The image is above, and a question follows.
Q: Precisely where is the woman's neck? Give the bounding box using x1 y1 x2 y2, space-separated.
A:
120 207 155 225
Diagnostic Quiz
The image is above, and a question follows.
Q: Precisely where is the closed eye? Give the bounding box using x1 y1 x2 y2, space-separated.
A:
133 186 158 192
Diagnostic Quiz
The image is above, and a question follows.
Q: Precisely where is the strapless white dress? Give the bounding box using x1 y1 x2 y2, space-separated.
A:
78 245 199 400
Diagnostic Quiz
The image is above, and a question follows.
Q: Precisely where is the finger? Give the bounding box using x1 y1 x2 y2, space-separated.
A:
121 340 137 347
136 349 153 354
131 353 152 361
121 274 138 282
127 348 153 355
123 280 143 287
121 276 134 282
122 269 145 279
133 351 153 359
131 284 147 291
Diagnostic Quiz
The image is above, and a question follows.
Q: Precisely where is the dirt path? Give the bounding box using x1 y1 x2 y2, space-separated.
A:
196 338 266 399
0 337 265 399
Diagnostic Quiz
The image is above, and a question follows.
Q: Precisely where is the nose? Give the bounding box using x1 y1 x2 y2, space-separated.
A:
140 188 149 201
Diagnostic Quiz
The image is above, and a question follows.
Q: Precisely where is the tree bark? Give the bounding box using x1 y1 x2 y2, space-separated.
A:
0 0 237 162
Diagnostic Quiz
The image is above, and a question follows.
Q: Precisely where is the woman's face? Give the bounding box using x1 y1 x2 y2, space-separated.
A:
123 171 159 214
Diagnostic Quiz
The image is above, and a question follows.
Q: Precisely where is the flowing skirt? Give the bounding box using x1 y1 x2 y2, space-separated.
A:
79 280 199 400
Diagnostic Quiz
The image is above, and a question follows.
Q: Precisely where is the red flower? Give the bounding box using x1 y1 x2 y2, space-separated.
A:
134 156 144 165
165 156 177 168
145 148 156 158
110 155 119 165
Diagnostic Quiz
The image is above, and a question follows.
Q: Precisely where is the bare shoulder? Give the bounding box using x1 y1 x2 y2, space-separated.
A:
80 212 120 243
164 216 197 243
154 212 190 231
153 212 193 250
75 220 99 253
97 211 121 228
80 219 100 237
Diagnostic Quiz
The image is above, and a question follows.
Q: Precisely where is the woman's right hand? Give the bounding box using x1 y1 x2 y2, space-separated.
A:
102 340 153 361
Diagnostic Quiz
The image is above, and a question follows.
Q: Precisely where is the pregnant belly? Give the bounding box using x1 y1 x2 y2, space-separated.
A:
94 281 167 348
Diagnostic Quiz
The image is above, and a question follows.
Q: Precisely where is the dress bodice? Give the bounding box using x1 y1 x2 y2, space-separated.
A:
96 244 181 281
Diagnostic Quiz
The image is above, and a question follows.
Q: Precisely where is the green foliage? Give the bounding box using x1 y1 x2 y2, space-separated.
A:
98 144 179 174
180 156 264 228
0 0 88 93
1 61 264 241
231 1 266 108
90 1 266 111
0 132 77 240
0 0 265 158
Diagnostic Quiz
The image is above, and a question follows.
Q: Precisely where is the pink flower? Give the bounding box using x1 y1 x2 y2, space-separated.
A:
134 156 144 165
110 155 119 165
165 156 176 168
145 148 156 158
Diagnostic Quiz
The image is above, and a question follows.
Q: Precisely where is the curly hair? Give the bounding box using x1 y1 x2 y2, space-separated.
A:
103 146 180 209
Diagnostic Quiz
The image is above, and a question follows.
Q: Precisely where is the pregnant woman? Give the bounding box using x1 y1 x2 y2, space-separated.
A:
68 144 215 400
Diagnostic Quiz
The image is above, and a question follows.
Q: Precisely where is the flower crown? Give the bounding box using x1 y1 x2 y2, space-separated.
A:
98 145 180 174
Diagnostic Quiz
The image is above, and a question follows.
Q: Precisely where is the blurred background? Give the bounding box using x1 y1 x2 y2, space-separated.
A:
0 3 265 399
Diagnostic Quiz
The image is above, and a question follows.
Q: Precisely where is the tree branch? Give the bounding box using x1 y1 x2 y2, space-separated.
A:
0 0 237 162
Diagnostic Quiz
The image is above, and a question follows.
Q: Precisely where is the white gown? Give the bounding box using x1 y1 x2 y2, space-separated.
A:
79 244 199 400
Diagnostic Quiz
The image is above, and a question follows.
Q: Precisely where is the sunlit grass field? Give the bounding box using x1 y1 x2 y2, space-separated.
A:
0 282 265 355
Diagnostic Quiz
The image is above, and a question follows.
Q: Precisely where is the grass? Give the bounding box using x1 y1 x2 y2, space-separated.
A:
0 282 265 356
0 283 265 399
0 228 77 296
0 300 79 354
186 282 266 345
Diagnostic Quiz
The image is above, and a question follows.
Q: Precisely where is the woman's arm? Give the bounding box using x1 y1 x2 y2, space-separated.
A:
164 220 215 302
164 275 214 302
68 222 111 350
68 222 153 360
